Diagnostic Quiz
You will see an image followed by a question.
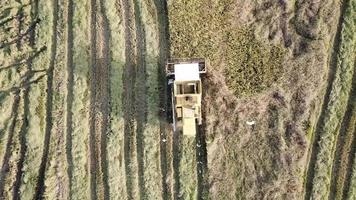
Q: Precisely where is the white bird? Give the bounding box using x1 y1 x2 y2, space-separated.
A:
246 120 256 126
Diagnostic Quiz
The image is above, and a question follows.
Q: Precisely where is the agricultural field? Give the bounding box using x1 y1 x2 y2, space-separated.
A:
0 0 355 200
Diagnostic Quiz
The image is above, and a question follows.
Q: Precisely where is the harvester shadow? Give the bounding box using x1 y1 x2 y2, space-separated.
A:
0 46 47 72
0 68 47 198
0 18 40 49
0 90 20 198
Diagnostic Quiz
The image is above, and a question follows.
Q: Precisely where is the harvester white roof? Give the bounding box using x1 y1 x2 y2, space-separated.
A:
174 63 200 81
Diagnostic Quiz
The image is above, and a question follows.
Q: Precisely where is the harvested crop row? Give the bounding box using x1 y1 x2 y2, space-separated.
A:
304 0 356 199
152 0 172 199
104 0 126 199
135 0 164 199
33 0 58 198
88 0 111 198
70 0 91 198
121 0 139 198
34 0 72 197
329 77 356 200
16 0 49 198
133 0 148 198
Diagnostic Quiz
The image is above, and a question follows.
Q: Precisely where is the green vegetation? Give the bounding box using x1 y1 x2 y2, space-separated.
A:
169 0 285 96
225 29 285 96
310 0 356 199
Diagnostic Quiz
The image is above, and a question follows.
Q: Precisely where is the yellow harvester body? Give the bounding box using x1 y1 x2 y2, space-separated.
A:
166 59 206 136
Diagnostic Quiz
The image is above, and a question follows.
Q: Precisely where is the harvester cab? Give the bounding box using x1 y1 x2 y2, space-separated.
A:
166 58 206 136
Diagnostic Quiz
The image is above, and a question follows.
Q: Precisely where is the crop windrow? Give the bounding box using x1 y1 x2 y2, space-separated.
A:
329 70 356 200
304 0 356 199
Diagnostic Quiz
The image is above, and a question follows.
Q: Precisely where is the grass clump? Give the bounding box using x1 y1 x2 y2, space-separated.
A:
224 29 285 96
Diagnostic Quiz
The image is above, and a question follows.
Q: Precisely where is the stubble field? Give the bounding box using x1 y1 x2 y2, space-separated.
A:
0 0 355 200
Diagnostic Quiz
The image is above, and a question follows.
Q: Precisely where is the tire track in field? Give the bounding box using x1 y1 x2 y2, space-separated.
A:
0 91 20 198
121 0 137 198
331 69 356 200
34 0 59 198
153 0 171 199
97 0 111 198
64 0 74 198
89 0 111 199
133 0 148 199
303 0 348 199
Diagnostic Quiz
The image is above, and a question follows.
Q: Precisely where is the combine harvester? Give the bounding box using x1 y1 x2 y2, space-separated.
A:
166 58 206 136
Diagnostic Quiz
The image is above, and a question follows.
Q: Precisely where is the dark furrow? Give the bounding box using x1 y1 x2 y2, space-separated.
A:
133 0 148 199
153 0 171 199
88 0 98 198
65 0 74 198
33 0 59 198
97 0 111 199
303 0 349 199
172 132 181 200
0 91 20 198
15 5 24 50
196 95 208 199
121 0 136 198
